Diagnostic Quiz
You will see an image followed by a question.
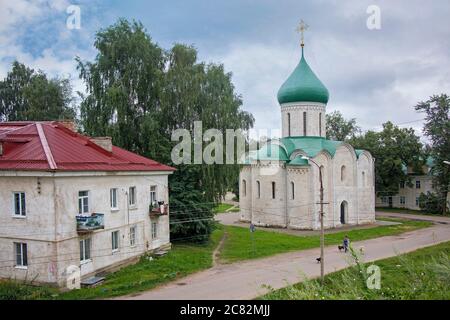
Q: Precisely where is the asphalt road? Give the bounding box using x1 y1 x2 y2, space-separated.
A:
119 212 450 300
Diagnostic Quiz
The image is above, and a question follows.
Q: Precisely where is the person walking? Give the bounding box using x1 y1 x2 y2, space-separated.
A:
343 235 350 253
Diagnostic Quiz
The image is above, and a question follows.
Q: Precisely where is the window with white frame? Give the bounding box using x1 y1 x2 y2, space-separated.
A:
14 242 27 267
79 238 91 262
129 186 136 206
150 185 157 205
110 188 118 210
416 180 421 189
400 181 405 189
13 192 26 216
416 197 420 206
112 231 120 251
130 226 137 247
78 191 89 214
242 180 246 197
151 222 158 239
381 197 387 204
400 196 406 205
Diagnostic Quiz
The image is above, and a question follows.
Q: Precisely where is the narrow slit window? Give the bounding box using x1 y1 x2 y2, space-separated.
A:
287 113 291 136
303 112 307 136
319 113 322 136
256 181 261 199
271 182 276 199
291 182 295 200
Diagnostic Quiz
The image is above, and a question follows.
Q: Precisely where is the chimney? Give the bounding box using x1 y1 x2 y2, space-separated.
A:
59 120 77 132
90 137 113 152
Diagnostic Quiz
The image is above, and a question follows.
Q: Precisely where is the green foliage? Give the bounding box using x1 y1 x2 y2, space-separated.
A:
0 61 75 121
350 121 425 197
418 192 447 215
0 279 57 300
415 94 450 214
262 241 450 300
77 19 254 242
212 203 234 214
326 110 360 141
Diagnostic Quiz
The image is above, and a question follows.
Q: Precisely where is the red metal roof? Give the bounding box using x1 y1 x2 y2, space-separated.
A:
0 121 175 172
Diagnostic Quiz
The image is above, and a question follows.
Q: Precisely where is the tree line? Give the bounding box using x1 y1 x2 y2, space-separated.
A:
326 98 449 215
0 18 448 244
0 19 254 242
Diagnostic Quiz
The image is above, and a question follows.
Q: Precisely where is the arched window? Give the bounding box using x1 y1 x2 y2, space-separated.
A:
303 112 307 136
287 113 291 136
362 171 366 186
256 181 261 199
291 181 295 200
341 165 346 182
319 113 322 136
271 182 276 199
242 179 247 197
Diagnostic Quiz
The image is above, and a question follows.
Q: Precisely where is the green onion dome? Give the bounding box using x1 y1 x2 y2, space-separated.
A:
277 47 329 105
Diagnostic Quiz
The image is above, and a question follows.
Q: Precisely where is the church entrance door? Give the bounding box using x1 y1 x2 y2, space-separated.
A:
340 201 347 224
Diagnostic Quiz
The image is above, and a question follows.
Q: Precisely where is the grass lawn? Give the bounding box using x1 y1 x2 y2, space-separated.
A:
0 227 224 300
213 203 235 214
219 218 432 264
261 241 450 300
376 207 448 216
0 218 432 300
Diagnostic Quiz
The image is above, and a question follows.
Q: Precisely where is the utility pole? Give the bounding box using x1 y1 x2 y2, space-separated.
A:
302 156 325 284
318 163 325 284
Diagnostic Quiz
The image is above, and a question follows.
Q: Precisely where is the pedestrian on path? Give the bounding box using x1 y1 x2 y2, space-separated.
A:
343 235 350 253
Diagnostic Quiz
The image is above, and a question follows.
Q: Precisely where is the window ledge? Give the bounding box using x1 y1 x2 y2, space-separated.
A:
80 259 92 265
15 266 28 270
110 208 119 212
12 215 27 219
112 249 119 254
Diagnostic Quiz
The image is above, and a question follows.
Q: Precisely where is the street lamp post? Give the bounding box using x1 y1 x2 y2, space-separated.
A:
302 156 325 284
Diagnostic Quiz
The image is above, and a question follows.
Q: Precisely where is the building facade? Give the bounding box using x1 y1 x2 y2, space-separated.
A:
239 42 376 230
376 160 434 210
0 121 174 286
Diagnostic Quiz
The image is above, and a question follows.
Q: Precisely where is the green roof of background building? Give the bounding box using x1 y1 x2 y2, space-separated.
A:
277 47 329 105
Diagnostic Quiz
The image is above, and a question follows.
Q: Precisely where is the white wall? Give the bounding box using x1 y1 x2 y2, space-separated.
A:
239 144 376 230
0 171 171 286
281 102 326 137
376 175 433 210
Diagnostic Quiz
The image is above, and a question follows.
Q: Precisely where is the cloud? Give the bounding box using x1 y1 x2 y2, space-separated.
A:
0 0 99 95
0 0 448 141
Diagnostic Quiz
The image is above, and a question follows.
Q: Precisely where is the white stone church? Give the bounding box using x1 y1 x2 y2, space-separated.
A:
239 38 375 230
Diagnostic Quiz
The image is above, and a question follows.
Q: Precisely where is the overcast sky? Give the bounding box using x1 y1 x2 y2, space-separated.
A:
1 0 449 137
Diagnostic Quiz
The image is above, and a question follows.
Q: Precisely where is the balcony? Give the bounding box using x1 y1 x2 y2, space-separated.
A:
76 213 105 233
149 202 168 217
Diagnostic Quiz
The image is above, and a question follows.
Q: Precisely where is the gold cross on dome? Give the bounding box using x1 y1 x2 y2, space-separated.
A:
296 19 309 47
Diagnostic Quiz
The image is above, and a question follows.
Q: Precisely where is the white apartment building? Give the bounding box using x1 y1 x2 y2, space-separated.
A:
0 121 174 287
